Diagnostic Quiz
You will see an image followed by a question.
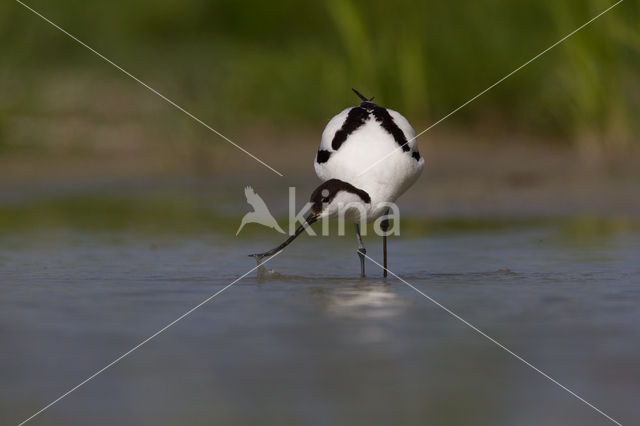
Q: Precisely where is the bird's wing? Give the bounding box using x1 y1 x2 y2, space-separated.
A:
387 109 418 152
318 107 352 152
244 186 270 212
244 186 259 207
244 186 255 201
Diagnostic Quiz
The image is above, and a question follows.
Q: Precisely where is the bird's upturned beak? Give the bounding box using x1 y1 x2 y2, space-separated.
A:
248 213 319 261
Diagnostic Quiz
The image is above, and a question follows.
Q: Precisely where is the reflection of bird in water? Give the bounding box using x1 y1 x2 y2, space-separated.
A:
236 186 285 236
324 286 406 319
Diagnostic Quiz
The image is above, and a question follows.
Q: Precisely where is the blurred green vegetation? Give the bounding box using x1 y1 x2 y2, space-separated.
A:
0 0 638 152
1 195 637 240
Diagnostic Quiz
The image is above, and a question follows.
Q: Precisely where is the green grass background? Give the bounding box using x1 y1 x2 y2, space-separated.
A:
1 0 638 153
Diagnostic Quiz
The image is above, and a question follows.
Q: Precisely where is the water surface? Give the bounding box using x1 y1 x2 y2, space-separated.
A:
1 224 639 425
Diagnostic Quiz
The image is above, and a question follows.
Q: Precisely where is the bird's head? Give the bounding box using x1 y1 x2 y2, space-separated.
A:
309 178 371 219
247 179 371 261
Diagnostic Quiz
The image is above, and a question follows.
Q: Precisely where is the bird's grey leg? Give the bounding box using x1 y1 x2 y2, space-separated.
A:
354 223 366 278
381 208 390 278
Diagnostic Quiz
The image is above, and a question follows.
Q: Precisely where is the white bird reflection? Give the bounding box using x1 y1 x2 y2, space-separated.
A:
317 284 409 319
312 284 410 344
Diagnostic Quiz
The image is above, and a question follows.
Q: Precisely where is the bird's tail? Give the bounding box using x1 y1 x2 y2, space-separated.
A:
352 88 374 102
271 221 286 234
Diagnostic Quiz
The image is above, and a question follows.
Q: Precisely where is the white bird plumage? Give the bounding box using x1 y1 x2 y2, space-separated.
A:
314 105 424 220
250 89 424 277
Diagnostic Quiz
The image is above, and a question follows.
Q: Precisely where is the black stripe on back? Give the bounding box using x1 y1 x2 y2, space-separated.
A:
331 107 369 150
370 106 411 152
411 151 421 161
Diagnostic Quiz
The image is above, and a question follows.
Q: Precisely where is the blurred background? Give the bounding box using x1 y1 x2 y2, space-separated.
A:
3 2 640 425
1 0 639 231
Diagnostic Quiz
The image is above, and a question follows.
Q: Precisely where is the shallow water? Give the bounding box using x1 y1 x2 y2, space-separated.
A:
1 225 639 426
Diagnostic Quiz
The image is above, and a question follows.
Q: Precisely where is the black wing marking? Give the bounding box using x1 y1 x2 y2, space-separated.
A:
326 93 420 161
370 106 411 152
331 106 370 150
316 149 332 163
